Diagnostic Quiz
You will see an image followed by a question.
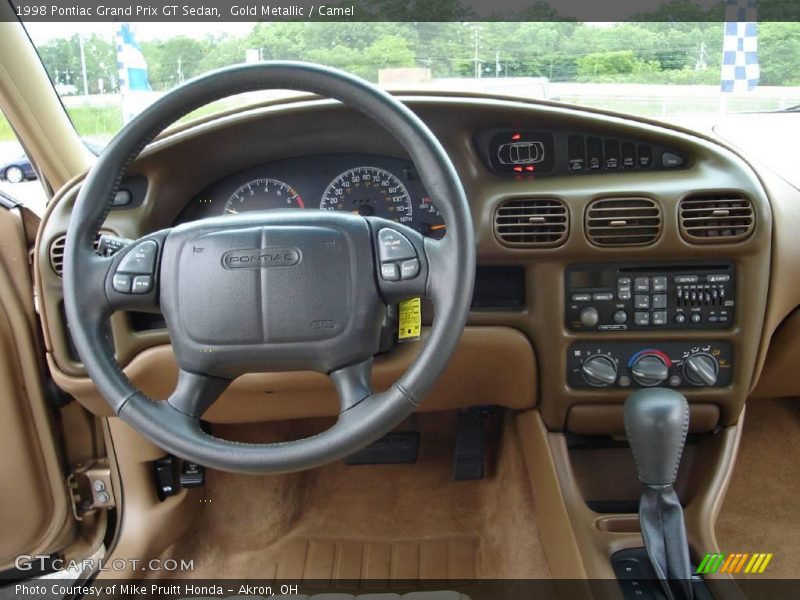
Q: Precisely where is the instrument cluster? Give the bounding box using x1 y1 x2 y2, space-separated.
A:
175 154 446 238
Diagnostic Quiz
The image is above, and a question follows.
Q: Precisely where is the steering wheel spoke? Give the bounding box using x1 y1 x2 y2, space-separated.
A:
167 368 231 419
104 230 169 313
330 358 374 412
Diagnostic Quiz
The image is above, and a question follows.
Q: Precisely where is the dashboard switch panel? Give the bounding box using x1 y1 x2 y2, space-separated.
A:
567 341 733 389
566 263 735 331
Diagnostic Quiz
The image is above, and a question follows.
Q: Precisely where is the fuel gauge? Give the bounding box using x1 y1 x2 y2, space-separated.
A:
417 196 446 239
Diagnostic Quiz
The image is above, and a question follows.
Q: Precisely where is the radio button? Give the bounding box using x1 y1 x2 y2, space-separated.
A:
674 275 699 284
691 313 702 324
593 292 614 301
652 311 667 325
572 293 591 302
634 312 650 326
613 310 628 324
634 295 650 309
675 313 686 324
652 294 668 309
652 276 668 292
634 277 650 292
580 307 600 327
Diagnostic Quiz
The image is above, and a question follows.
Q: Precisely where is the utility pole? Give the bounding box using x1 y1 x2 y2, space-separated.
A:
78 34 89 95
695 41 708 71
473 26 481 79
495 50 502 77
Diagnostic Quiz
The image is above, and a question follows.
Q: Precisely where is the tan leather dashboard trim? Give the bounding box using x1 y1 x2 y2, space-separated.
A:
49 326 537 421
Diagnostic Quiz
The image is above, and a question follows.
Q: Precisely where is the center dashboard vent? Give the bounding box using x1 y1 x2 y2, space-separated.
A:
585 197 662 246
49 233 103 276
494 198 568 247
679 194 754 243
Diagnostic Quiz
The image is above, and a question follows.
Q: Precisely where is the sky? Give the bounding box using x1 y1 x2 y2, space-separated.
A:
25 22 254 44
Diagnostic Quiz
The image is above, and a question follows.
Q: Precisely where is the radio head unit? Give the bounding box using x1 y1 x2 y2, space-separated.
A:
565 263 735 332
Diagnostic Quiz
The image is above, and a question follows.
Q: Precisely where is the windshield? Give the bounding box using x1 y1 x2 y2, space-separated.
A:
19 20 800 144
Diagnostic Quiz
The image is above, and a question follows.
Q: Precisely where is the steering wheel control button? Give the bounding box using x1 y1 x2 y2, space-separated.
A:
112 273 132 293
118 240 158 274
131 275 153 294
381 263 400 281
400 259 420 280
378 229 416 262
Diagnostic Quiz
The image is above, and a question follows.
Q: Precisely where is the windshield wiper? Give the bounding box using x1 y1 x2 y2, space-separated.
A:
780 104 800 112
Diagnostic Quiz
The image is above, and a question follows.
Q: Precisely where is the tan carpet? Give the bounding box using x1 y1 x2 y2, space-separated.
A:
716 397 800 579
154 412 551 581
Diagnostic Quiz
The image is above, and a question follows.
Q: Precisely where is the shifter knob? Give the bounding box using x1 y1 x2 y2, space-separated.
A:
624 388 689 486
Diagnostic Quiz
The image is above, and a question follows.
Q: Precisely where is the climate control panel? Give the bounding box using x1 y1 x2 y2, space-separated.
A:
567 341 733 389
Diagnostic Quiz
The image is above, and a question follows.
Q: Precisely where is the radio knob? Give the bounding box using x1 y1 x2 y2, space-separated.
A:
580 306 599 327
683 353 719 386
631 354 669 387
581 355 618 386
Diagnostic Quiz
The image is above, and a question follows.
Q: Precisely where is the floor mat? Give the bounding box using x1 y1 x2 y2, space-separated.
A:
270 536 477 583
716 397 800 579
154 412 550 580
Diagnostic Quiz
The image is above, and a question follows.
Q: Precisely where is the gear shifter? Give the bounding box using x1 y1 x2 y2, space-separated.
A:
624 388 694 600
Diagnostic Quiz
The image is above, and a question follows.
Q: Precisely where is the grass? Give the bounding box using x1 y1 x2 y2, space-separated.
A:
0 105 122 143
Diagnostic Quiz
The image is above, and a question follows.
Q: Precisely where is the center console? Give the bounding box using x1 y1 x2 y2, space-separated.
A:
564 262 737 392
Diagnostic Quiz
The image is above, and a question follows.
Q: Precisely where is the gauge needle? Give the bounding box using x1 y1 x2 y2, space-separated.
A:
430 224 447 231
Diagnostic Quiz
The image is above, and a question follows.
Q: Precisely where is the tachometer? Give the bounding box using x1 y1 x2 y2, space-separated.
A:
224 178 304 215
320 167 413 224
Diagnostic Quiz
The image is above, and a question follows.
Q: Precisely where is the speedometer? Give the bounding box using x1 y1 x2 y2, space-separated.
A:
320 167 413 224
224 178 304 215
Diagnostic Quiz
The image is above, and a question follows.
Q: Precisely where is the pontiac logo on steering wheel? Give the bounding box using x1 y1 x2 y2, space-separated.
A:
222 248 301 269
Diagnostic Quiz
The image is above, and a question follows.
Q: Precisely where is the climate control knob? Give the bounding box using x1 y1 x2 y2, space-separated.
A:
581 355 618 386
630 353 669 387
683 353 719 386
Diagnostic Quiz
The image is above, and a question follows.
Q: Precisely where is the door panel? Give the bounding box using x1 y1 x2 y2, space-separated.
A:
0 202 74 570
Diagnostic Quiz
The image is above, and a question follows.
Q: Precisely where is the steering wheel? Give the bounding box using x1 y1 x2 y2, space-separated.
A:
63 62 475 474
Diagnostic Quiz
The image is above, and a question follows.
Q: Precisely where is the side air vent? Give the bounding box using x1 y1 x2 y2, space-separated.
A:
49 233 103 276
494 198 569 247
585 197 662 247
679 194 754 243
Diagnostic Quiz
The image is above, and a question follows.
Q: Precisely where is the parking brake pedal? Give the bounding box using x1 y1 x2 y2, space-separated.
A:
453 408 491 481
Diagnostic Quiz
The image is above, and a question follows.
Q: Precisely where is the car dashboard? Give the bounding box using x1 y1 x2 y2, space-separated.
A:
34 93 800 434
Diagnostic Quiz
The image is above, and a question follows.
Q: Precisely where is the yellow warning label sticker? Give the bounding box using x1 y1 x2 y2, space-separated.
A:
398 297 422 342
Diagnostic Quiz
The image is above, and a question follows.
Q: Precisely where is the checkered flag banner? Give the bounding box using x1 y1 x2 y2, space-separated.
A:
721 0 760 92
116 23 151 94
116 23 153 123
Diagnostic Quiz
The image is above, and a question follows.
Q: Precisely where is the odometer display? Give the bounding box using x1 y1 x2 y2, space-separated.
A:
224 178 304 215
320 167 413 224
